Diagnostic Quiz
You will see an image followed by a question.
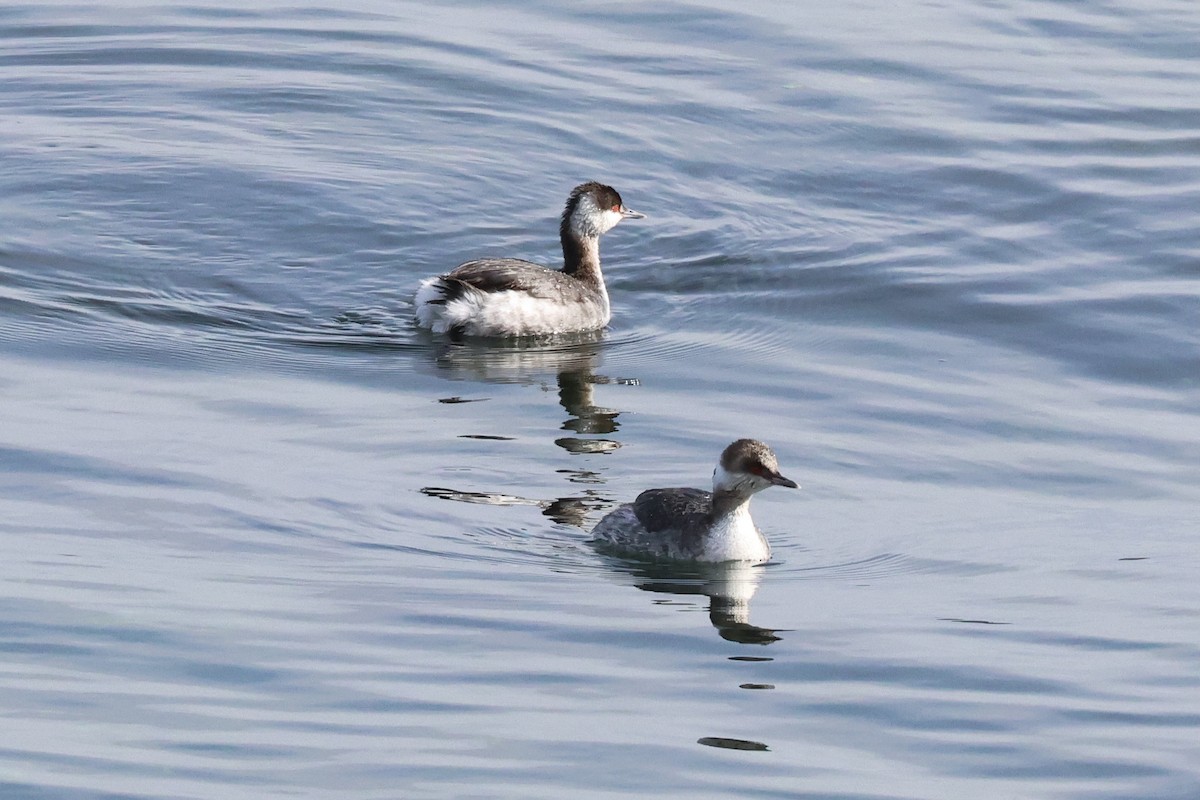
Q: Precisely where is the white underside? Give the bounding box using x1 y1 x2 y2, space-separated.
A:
415 278 610 337
701 503 771 563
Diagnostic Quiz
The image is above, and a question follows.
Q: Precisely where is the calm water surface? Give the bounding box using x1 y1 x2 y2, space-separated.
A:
2 1 1199 798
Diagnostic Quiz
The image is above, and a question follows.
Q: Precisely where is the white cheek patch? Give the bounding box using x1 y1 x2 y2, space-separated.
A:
569 195 627 237
569 193 602 239
713 463 740 493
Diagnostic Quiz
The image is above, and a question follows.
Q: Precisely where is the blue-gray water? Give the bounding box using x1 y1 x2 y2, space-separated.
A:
2 1 1199 797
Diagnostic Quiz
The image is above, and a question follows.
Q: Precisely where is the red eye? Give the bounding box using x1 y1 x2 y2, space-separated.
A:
612 205 621 212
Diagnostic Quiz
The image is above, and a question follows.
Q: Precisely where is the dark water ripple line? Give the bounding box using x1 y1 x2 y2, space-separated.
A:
768 551 1009 581
65 291 307 334
944 625 1195 657
1 246 306 321
0 285 317 360
0 250 412 362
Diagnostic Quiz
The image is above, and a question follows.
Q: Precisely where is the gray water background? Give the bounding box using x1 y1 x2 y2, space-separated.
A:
2 1 1199 797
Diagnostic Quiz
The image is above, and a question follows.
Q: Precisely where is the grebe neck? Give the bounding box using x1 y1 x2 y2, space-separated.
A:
562 232 602 285
711 489 752 521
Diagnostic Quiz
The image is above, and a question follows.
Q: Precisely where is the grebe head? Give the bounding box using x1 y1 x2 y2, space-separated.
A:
712 439 799 497
561 181 644 241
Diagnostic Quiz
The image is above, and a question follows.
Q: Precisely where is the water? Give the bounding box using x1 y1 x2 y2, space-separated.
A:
2 1 1199 797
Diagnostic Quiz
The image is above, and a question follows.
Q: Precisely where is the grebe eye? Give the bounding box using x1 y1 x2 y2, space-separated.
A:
612 205 621 212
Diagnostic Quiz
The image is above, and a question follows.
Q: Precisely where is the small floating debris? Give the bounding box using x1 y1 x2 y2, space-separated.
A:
939 617 1011 625
437 396 488 404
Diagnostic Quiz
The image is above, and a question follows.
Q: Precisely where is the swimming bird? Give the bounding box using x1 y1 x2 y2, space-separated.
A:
414 181 644 337
591 439 798 563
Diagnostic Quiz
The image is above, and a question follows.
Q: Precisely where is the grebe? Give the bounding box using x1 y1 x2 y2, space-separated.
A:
591 439 798 563
414 182 643 337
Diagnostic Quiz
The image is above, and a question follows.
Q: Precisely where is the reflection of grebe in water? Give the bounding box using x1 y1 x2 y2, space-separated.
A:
420 334 635 523
625 561 781 645
591 440 798 563
424 330 632 456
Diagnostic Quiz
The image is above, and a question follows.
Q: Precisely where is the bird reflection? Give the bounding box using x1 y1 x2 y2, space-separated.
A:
419 330 636 523
554 366 626 454
424 329 633 457
611 560 782 645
